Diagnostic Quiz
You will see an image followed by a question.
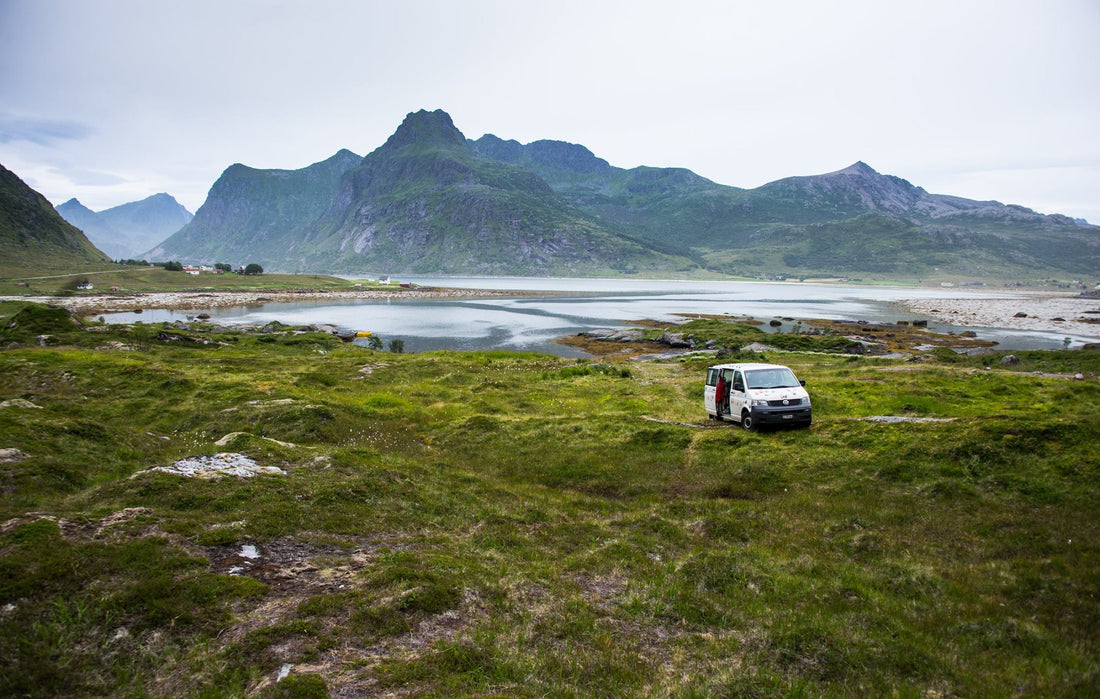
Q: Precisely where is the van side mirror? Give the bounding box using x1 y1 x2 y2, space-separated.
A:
800 380 806 386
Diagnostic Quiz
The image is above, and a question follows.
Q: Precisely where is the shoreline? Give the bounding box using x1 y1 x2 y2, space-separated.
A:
0 286 542 314
4 286 1100 343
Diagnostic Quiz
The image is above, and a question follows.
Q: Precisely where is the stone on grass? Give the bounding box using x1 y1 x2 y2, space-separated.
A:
0 448 30 464
147 453 286 479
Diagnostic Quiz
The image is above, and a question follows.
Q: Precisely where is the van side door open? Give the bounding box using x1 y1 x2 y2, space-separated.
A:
730 370 746 420
704 368 719 414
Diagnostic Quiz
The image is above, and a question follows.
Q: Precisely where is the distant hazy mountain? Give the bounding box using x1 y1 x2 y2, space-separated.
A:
1 163 108 275
57 193 193 260
150 109 1100 279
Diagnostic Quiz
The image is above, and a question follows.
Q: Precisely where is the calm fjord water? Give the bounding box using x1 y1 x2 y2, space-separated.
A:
105 278 1094 356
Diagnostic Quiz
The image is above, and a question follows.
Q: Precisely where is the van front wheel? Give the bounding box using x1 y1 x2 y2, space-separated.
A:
741 411 755 431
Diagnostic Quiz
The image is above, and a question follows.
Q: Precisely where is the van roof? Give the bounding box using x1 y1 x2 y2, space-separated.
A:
708 363 792 371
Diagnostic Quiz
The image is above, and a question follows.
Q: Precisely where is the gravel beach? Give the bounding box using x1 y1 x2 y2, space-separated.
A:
896 291 1100 338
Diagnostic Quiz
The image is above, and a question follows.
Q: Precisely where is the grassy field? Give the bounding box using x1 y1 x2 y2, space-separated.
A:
0 303 1097 696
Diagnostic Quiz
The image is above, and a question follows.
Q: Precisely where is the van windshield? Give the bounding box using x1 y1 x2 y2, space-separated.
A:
744 368 800 389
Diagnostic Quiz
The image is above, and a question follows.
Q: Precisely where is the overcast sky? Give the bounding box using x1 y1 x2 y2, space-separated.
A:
2 0 1098 223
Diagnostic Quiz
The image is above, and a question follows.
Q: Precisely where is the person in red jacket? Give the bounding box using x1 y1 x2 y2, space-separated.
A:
716 372 727 418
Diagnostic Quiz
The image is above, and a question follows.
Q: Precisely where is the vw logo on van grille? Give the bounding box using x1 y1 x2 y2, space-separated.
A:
768 398 801 407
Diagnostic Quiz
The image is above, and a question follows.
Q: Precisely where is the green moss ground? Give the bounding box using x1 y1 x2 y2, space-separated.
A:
0 304 1097 696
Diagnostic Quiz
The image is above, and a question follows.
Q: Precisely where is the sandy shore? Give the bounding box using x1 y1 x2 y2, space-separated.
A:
895 292 1100 338
0 287 534 314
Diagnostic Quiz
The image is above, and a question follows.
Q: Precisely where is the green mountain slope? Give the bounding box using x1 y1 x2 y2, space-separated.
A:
155 111 695 275
0 163 109 277
148 149 363 267
300 110 692 275
471 139 1100 279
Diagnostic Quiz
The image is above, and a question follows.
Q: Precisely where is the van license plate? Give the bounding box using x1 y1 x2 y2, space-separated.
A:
782 414 792 419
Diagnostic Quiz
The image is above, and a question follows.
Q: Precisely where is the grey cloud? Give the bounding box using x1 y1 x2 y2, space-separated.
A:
0 115 91 145
52 167 127 187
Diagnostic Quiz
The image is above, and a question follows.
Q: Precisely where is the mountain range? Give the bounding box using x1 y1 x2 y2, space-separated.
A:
106 109 1100 278
56 194 193 261
0 163 108 276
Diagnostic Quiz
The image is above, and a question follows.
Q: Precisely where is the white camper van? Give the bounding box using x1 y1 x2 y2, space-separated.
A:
704 363 812 430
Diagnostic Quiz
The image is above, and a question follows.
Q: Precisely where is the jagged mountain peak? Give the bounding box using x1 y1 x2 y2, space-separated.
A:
831 161 878 177
56 197 98 218
56 197 106 225
471 134 611 175
380 109 467 152
218 149 361 181
330 148 360 162
760 160 925 215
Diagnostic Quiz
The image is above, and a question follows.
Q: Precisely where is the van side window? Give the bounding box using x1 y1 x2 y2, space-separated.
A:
732 371 745 392
706 369 718 387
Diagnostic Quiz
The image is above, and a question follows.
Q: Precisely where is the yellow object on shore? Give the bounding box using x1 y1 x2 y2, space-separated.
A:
355 331 372 337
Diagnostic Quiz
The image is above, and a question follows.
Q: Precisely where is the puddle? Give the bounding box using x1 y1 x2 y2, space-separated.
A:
229 543 262 575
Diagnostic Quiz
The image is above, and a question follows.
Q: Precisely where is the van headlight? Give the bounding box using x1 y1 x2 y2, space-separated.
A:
750 398 768 407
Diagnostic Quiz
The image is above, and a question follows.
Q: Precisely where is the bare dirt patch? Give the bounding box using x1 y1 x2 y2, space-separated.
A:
203 536 380 594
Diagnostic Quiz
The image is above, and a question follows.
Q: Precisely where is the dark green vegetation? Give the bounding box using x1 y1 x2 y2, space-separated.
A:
0 163 110 278
1 302 1097 696
154 110 1100 281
